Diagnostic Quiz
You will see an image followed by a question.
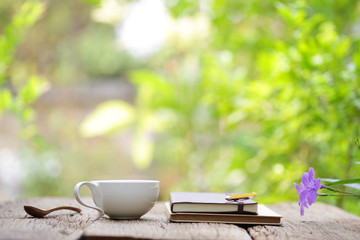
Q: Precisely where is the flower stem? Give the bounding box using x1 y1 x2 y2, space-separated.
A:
324 186 356 195
317 193 360 197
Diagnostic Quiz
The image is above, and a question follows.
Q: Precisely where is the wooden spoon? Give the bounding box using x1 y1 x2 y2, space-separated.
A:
24 205 81 218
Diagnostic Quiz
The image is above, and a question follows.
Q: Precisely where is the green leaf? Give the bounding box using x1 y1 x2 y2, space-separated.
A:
18 75 49 105
13 1 45 30
0 89 12 110
325 178 360 186
322 178 360 190
83 0 102 7
80 100 135 137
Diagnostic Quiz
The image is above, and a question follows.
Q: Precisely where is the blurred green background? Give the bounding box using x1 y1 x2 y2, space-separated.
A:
1 0 360 215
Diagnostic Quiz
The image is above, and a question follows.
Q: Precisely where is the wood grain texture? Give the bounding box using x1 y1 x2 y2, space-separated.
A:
0 197 99 240
1 198 360 240
247 202 360 240
82 202 252 240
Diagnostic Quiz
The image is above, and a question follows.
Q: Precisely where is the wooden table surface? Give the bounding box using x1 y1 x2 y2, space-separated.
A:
1 197 360 240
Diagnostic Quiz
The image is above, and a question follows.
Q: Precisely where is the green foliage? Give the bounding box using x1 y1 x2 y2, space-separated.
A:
0 89 12 116
83 0 102 7
3 0 359 215
0 0 44 83
0 0 46 120
81 0 360 213
0 0 51 197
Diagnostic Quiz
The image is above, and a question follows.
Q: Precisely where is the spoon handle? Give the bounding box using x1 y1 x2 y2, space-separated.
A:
48 206 81 214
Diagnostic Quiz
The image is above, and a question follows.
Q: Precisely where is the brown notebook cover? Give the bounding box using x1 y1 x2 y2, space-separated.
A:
166 202 282 225
170 192 258 214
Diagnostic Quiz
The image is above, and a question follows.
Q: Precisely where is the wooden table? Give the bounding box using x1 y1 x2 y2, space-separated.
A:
1 197 360 240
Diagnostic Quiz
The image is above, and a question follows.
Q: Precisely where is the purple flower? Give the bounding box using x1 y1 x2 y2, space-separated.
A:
293 167 325 215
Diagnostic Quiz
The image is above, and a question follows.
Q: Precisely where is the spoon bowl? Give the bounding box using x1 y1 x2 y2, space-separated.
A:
24 205 81 218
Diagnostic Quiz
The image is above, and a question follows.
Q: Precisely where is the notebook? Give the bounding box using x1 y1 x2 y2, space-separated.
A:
166 202 282 225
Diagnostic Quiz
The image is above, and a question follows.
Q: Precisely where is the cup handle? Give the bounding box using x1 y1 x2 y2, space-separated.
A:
74 181 104 217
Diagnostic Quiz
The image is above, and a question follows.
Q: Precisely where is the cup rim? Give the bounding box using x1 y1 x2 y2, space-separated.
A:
92 180 159 184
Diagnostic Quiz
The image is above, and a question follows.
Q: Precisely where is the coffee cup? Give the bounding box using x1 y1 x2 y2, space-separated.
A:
74 180 160 219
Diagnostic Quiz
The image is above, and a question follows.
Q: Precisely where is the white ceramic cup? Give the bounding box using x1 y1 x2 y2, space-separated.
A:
74 180 160 219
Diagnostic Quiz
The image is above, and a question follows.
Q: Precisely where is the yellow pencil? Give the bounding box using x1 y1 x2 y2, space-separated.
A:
225 192 257 200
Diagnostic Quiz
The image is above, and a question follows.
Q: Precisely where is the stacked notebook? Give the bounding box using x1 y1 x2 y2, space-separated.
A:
168 192 282 225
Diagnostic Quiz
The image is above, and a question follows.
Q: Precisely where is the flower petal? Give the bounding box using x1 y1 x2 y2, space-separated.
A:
301 172 311 188
308 167 315 181
314 178 322 190
294 182 302 193
307 189 318 205
299 188 308 203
